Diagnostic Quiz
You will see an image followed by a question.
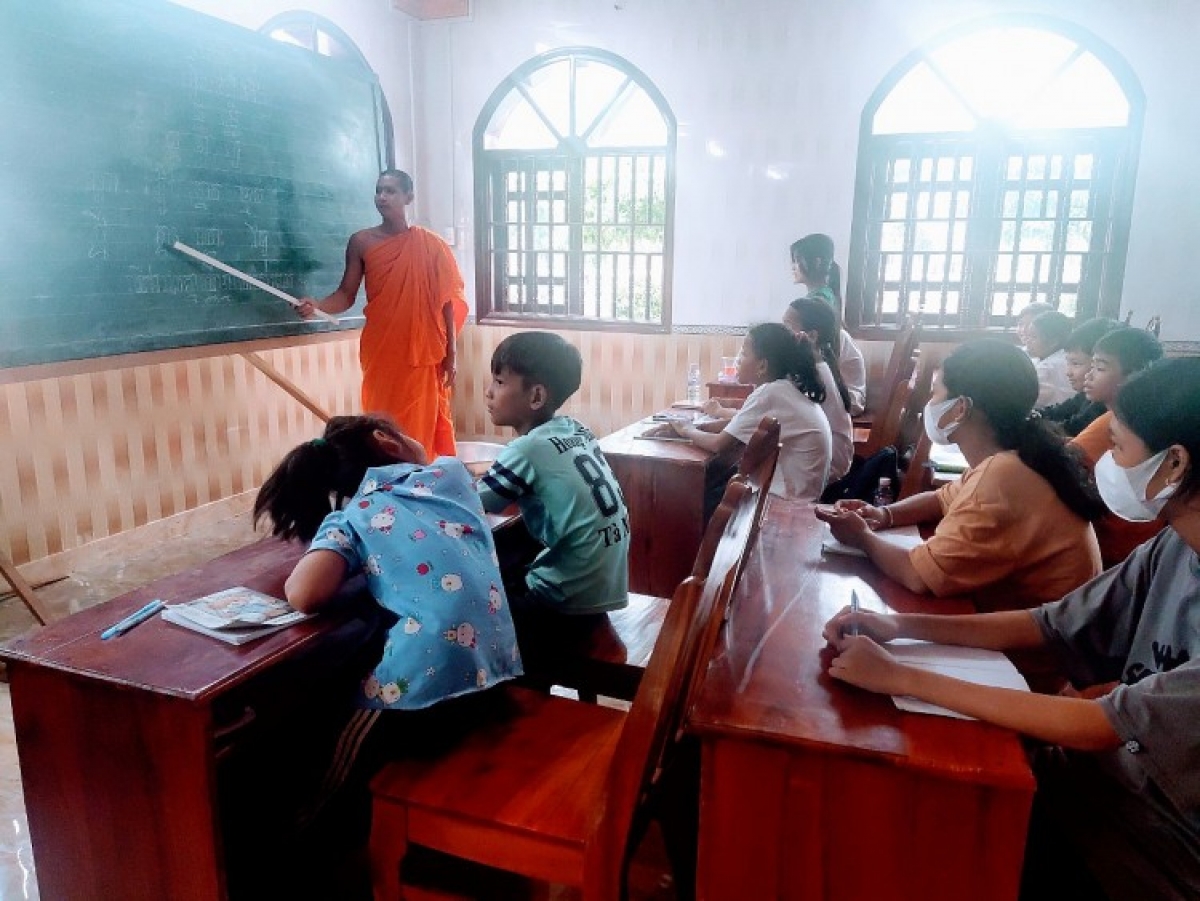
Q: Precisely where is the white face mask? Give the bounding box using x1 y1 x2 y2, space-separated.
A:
1094 449 1176 522
923 396 965 446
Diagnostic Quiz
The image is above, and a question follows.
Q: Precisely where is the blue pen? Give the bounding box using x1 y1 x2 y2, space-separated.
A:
100 600 165 640
849 590 861 637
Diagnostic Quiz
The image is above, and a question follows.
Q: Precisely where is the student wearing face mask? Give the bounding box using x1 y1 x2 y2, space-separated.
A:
821 357 1200 901
816 339 1104 612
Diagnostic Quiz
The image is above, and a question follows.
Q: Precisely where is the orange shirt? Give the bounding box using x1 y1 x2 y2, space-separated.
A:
1069 411 1165 567
358 227 468 458
909 451 1102 611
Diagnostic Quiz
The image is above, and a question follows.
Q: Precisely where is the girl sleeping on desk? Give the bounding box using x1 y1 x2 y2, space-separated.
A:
815 338 1104 612
822 357 1200 901
253 415 522 829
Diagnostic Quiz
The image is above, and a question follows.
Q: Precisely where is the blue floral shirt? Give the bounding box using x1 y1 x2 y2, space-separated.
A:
308 458 523 710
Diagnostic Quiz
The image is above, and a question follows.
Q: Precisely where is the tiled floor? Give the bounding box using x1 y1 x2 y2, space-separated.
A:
0 514 677 900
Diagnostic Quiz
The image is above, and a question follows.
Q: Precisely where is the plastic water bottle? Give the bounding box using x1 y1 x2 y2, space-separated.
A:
873 477 895 508
686 362 702 405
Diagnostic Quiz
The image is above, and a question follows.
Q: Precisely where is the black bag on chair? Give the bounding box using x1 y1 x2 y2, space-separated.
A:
820 446 900 504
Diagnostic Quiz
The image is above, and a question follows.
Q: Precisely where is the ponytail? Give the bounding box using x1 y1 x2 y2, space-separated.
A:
998 415 1106 522
942 339 1105 522
787 297 851 411
253 414 407 542
747 322 826 405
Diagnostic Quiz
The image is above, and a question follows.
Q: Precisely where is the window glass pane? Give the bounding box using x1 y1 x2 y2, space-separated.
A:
914 221 948 250
880 222 907 252
1074 154 1094 179
588 84 669 147
574 60 628 136
522 59 571 139
485 94 559 149
873 62 976 134
892 159 911 183
1069 190 1090 218
1020 52 1130 128
1067 221 1092 252
929 28 1076 124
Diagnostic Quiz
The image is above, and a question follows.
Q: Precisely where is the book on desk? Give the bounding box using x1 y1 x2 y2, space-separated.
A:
161 585 310 645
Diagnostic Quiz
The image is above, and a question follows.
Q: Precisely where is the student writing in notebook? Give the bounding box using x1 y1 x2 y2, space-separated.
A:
664 322 832 501
823 357 1200 901
817 339 1104 611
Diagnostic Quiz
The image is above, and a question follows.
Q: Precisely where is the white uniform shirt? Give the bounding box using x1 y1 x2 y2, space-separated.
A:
724 379 832 501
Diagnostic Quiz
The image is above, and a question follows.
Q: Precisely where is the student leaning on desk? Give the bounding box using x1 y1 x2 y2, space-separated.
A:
816 338 1104 611
823 357 1200 901
252 414 523 837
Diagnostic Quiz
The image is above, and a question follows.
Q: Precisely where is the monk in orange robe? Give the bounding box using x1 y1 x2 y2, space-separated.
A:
300 170 468 458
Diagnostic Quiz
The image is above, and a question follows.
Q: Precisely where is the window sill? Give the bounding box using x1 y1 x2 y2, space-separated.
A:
476 313 669 335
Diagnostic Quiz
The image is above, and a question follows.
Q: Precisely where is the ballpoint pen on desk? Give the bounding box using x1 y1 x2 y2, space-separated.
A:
849 589 861 637
100 599 165 640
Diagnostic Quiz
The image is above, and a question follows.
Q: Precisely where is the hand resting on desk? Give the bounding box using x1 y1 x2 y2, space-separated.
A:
814 502 874 547
827 635 910 696
823 604 900 648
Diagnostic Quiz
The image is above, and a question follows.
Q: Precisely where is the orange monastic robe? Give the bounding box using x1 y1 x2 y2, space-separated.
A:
359 227 468 458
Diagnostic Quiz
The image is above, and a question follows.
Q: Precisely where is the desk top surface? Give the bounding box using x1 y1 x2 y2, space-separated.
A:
1 510 522 702
601 415 730 467
688 499 1034 791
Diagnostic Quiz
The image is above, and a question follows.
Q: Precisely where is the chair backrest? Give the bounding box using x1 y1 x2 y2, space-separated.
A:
896 351 935 460
899 428 934 500
590 476 761 887
732 415 780 548
859 360 916 458
871 319 921 415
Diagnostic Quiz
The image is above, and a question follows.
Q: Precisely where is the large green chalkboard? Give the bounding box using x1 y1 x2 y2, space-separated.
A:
0 0 383 369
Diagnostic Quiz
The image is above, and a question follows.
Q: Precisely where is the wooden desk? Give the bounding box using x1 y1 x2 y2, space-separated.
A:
600 418 738 597
1 511 523 901
688 501 1034 901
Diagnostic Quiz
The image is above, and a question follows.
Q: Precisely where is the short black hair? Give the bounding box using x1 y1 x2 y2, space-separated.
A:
491 332 582 410
1092 327 1163 376
1063 318 1121 355
379 169 413 192
1029 310 1072 349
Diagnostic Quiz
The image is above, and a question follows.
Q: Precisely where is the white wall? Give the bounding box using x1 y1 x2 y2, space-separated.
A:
410 0 1200 341
173 0 1200 341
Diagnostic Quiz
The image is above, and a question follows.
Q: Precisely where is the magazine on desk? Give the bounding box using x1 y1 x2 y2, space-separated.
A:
161 586 310 645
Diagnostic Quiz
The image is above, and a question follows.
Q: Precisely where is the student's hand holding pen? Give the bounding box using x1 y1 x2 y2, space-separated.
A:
827 633 909 696
822 604 899 648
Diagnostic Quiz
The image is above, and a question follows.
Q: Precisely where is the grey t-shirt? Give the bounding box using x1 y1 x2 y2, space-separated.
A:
1033 527 1200 833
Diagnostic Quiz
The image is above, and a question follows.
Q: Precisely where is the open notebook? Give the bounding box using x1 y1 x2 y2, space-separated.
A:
887 639 1030 719
820 523 923 557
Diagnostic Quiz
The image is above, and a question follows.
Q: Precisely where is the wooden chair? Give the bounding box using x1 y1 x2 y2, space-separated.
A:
854 319 920 430
368 477 763 900
559 417 780 701
854 350 919 458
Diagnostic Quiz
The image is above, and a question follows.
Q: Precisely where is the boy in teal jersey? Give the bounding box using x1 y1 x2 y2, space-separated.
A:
477 332 629 626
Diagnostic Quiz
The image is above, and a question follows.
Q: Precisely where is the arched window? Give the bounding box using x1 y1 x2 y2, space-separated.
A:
260 12 395 167
474 48 676 330
846 17 1143 332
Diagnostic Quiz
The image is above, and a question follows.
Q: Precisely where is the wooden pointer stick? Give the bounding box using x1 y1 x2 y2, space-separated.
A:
170 241 339 323
170 241 336 422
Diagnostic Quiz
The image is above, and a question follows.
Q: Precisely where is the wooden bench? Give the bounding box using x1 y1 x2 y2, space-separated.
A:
368 474 765 900
553 417 780 702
